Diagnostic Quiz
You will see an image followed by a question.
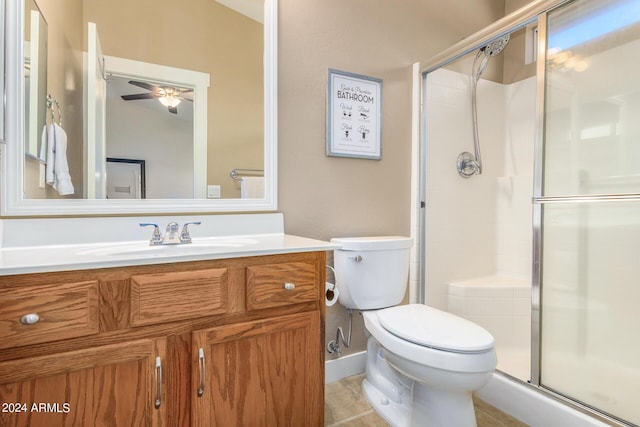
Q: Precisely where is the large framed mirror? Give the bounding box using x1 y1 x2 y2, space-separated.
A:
1 0 277 216
0 0 5 143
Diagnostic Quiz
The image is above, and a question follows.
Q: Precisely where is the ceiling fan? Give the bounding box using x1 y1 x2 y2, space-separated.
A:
121 80 193 114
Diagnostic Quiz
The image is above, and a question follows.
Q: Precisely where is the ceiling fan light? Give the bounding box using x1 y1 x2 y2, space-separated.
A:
159 95 181 108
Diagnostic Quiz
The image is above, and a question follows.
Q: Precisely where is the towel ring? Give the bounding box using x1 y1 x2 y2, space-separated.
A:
46 94 62 126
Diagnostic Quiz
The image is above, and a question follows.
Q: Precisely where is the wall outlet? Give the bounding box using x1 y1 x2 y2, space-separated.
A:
207 185 221 199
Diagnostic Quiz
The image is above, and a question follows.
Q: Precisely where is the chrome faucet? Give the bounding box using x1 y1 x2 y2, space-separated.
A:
140 221 201 246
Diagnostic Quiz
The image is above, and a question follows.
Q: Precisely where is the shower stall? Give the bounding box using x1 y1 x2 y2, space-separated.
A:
419 0 640 425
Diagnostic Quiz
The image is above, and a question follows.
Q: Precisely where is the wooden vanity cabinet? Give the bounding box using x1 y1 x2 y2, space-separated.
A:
192 311 322 426
0 338 167 427
0 251 326 427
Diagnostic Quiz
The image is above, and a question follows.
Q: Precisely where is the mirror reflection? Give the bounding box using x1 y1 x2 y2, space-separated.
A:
107 76 194 199
23 0 47 162
23 0 265 201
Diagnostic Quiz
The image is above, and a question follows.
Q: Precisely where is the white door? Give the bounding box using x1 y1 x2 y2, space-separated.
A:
86 22 106 199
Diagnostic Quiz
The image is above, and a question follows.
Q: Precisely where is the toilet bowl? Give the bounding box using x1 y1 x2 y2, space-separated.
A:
331 236 497 427
362 305 496 427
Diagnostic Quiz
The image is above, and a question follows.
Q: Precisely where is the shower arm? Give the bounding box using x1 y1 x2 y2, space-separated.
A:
471 72 483 175
471 50 491 175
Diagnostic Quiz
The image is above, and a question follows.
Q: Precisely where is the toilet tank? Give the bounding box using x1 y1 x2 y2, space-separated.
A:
331 236 412 310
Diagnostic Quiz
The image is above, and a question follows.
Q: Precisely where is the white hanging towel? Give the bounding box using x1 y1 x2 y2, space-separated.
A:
240 176 264 198
45 122 75 195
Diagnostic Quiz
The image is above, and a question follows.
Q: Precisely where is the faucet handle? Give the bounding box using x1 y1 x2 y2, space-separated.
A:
180 221 201 243
140 223 163 246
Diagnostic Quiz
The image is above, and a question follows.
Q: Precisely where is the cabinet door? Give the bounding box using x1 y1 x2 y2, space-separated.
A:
0 338 166 427
192 311 323 427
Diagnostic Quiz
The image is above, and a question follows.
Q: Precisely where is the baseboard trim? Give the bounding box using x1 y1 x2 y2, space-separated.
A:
325 351 367 384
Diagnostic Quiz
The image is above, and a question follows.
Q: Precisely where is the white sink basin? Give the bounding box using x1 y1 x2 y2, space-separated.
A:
74 237 260 257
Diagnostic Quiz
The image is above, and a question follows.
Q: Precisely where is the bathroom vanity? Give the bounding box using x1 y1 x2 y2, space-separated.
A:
0 223 332 427
0 0 331 422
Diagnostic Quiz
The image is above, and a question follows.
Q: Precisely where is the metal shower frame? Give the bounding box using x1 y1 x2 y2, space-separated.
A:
417 0 629 425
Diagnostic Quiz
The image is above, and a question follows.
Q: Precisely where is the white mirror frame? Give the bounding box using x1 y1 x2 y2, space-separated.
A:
0 0 5 144
1 0 277 216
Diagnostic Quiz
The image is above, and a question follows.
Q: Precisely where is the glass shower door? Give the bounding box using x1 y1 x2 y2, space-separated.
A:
539 0 640 424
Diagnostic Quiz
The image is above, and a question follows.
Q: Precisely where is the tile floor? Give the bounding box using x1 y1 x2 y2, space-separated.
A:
325 374 528 427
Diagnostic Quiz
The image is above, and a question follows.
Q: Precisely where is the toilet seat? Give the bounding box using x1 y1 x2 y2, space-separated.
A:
363 305 497 373
377 304 494 353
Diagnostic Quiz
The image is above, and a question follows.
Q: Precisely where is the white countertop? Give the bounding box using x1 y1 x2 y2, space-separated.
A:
0 233 339 276
0 213 339 276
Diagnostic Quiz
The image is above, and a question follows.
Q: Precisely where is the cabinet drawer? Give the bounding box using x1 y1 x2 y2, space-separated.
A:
246 262 319 311
130 268 228 326
0 281 99 350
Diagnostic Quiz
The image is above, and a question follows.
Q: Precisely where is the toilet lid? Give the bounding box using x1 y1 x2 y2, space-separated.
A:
377 304 495 353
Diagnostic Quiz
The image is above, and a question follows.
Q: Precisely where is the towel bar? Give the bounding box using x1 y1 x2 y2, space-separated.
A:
229 168 264 181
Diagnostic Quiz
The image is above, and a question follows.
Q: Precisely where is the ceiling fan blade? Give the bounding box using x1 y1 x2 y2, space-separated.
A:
128 80 160 92
168 106 178 114
176 88 194 94
121 93 157 101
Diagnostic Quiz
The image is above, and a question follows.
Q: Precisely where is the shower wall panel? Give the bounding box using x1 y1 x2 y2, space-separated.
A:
425 69 534 306
425 67 535 382
496 76 535 280
424 68 504 310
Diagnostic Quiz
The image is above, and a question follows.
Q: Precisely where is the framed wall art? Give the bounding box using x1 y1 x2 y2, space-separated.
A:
326 69 382 160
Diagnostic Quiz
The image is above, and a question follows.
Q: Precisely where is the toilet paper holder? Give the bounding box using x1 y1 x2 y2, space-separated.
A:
325 265 339 306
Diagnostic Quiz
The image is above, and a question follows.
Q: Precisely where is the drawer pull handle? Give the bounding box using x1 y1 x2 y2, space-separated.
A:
283 282 296 291
20 313 40 325
197 348 205 397
154 356 162 409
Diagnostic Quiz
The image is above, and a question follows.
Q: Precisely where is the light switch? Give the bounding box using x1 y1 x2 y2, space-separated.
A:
207 185 221 198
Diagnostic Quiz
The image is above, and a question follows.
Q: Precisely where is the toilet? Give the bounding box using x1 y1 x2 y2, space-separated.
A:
331 236 497 427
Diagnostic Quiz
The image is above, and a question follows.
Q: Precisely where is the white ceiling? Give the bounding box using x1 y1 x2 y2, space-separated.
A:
215 0 263 23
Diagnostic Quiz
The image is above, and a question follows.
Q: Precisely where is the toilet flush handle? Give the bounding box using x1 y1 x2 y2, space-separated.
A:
348 255 363 263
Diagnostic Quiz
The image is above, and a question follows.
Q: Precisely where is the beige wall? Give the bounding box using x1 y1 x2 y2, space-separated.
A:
278 0 508 357
504 0 538 84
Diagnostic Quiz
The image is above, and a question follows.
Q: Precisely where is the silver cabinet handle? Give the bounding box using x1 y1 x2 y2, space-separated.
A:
283 282 296 291
197 348 205 397
348 255 363 262
20 313 40 325
154 356 162 409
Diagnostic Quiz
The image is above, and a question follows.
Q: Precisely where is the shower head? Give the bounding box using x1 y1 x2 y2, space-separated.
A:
474 34 511 80
481 34 510 57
